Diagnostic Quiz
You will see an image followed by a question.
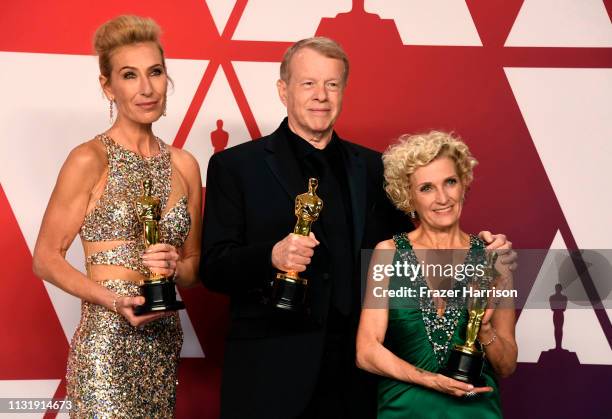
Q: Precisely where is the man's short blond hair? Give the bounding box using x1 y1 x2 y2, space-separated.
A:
280 37 349 83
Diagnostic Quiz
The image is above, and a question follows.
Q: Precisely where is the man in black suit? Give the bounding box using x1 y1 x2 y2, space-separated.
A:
200 37 511 419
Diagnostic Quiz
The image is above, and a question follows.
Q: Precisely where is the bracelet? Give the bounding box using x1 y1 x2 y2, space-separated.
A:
479 327 497 347
112 295 119 313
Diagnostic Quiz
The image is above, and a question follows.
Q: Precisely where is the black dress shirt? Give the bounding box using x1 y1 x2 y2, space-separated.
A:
285 121 354 317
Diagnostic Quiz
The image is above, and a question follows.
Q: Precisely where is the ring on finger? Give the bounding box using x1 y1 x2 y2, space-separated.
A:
464 391 477 398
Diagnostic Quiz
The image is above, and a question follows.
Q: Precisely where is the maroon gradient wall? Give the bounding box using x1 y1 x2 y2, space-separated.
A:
1 1 611 418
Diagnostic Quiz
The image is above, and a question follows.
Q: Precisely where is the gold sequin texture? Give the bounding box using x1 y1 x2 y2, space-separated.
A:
86 242 149 276
79 134 191 275
160 195 191 249
66 280 183 418
67 134 191 417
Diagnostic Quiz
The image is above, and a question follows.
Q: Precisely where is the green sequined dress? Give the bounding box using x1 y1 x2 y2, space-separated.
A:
377 233 502 419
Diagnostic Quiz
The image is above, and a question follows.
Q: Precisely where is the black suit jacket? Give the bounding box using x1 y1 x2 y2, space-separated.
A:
200 120 409 419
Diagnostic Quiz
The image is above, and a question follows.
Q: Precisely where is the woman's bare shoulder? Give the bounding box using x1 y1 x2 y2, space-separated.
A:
375 239 396 250
167 145 201 182
63 137 106 174
168 145 198 168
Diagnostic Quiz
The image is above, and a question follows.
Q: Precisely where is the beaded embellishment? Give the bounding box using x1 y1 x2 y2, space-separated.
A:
80 134 191 276
393 233 485 366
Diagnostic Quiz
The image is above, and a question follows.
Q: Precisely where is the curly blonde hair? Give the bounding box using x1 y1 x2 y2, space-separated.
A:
382 131 478 214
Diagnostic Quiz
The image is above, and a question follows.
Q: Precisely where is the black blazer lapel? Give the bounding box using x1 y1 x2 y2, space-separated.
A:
264 127 330 249
264 128 304 201
342 142 367 258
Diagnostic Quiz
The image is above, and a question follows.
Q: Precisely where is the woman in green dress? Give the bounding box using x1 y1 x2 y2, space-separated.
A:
356 131 517 418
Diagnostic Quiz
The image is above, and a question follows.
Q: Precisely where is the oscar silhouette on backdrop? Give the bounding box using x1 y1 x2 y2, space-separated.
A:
538 283 578 364
211 119 229 153
550 283 568 349
311 3 611 419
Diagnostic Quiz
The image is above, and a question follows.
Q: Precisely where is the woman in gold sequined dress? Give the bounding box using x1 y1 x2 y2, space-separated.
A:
32 15 202 417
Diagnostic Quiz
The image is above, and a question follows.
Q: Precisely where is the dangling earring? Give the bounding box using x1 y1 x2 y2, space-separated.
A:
162 94 167 117
410 210 416 219
109 99 114 124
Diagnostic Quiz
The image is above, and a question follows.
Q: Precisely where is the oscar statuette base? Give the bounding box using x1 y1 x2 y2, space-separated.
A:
271 272 307 312
440 346 485 387
134 280 185 316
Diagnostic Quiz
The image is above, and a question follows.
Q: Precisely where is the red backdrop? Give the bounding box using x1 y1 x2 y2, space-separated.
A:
1 1 611 418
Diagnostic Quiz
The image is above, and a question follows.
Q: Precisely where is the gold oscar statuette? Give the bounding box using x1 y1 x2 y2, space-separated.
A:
136 179 164 281
271 178 323 312
441 252 499 385
133 179 185 315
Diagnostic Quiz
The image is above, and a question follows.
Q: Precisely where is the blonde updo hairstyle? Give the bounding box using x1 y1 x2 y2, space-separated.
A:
383 131 478 215
93 15 167 86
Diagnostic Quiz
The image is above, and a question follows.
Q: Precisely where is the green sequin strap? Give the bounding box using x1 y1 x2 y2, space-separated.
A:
392 233 412 250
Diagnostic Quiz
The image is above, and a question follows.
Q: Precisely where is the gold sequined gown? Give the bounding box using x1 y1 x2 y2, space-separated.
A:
66 134 191 418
